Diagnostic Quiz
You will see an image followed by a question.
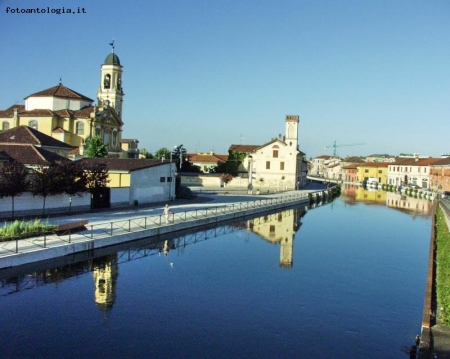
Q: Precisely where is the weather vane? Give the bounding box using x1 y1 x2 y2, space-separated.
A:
109 39 115 53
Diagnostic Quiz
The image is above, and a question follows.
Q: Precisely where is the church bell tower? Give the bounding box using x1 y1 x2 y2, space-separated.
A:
97 40 124 120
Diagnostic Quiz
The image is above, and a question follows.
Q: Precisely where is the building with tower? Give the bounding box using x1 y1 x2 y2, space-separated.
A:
229 115 307 191
0 43 136 158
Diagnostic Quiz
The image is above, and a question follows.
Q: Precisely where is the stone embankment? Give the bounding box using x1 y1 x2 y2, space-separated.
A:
0 187 336 269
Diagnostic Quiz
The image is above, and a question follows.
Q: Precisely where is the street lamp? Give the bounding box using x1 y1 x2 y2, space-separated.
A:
247 155 253 194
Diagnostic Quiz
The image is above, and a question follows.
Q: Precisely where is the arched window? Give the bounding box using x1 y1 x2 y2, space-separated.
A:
104 74 111 89
76 121 84 135
2 121 10 131
29 120 38 130
95 126 101 137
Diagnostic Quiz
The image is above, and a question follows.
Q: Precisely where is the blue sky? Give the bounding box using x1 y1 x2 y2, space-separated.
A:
1 0 449 158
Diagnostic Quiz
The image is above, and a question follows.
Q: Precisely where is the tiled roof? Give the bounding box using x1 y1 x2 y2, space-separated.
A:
431 157 450 166
0 104 25 117
0 126 73 149
229 144 260 153
25 83 94 102
0 144 70 166
78 158 172 172
73 106 95 118
357 162 389 168
187 153 227 163
392 158 441 166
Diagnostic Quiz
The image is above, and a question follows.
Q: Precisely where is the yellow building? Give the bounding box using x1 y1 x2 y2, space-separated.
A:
356 162 389 184
0 44 129 158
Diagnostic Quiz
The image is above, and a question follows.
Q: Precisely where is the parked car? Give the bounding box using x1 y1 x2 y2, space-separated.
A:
442 191 450 199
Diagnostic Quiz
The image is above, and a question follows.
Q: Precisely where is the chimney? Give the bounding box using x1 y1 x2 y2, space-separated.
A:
13 108 19 127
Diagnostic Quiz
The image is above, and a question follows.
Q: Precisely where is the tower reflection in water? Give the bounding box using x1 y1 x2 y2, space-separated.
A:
246 207 306 268
93 255 119 311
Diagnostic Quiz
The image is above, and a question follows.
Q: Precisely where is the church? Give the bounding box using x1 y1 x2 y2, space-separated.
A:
0 43 136 159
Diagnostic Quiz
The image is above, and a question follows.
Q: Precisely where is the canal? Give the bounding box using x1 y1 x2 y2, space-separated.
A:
0 189 432 359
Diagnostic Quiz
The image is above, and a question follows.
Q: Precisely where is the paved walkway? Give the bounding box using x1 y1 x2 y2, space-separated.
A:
0 187 326 268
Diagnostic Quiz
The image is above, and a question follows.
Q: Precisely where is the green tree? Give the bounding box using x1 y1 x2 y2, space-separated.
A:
0 161 29 219
154 147 171 160
140 148 154 159
54 161 88 212
212 150 246 176
87 136 108 158
30 164 61 215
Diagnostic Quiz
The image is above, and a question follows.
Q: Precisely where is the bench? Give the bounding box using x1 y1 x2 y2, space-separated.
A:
54 220 89 235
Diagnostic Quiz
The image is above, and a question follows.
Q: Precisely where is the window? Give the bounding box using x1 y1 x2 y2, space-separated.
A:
280 162 285 170
28 120 38 130
76 121 84 135
160 177 166 182
266 161 270 169
2 121 9 131
273 150 278 158
167 177 173 182
112 130 118 147
104 130 110 146
378 170 382 174
365 169 369 173
95 127 101 137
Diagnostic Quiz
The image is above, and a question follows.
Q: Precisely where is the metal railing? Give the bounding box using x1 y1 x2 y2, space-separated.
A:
0 189 331 257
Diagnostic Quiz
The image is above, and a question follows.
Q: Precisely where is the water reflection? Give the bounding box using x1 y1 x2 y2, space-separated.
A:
341 184 432 216
246 208 306 268
93 255 119 311
0 205 307 304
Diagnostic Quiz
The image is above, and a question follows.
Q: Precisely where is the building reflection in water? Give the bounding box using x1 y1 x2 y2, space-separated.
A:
246 208 306 268
341 184 432 216
92 255 119 312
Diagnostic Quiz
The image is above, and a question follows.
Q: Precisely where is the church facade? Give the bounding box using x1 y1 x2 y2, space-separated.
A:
0 45 132 158
231 115 307 191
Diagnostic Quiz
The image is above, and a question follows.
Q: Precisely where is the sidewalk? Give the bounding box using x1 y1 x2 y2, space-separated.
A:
0 189 320 269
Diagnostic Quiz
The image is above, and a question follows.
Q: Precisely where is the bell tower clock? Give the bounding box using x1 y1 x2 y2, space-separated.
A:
97 40 124 120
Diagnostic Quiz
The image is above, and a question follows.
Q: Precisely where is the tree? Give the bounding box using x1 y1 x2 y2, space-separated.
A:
84 162 110 192
211 149 246 176
54 161 88 212
154 147 171 160
220 173 234 188
140 148 154 159
0 161 29 219
29 164 61 215
87 136 108 158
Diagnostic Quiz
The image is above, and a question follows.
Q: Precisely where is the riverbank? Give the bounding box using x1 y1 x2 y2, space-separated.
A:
419 200 450 358
0 185 336 269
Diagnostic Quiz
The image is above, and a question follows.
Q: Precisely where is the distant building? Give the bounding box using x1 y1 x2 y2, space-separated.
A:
230 115 306 190
187 152 228 173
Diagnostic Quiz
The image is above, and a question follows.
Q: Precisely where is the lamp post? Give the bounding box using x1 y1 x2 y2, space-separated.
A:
247 155 253 194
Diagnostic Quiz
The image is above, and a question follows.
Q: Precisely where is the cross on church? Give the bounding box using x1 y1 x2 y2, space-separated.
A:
109 39 115 53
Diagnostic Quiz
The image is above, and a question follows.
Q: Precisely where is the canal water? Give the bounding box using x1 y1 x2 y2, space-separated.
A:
0 189 432 359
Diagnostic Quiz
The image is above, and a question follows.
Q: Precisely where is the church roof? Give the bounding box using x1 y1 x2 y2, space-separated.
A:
229 144 260 153
104 53 121 66
0 104 25 117
24 83 94 102
0 126 73 149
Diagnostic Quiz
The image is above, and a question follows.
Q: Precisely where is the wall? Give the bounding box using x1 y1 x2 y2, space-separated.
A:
130 163 176 204
0 192 91 218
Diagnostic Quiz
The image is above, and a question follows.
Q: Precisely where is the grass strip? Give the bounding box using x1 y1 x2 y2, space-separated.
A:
436 207 450 325
0 219 57 242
